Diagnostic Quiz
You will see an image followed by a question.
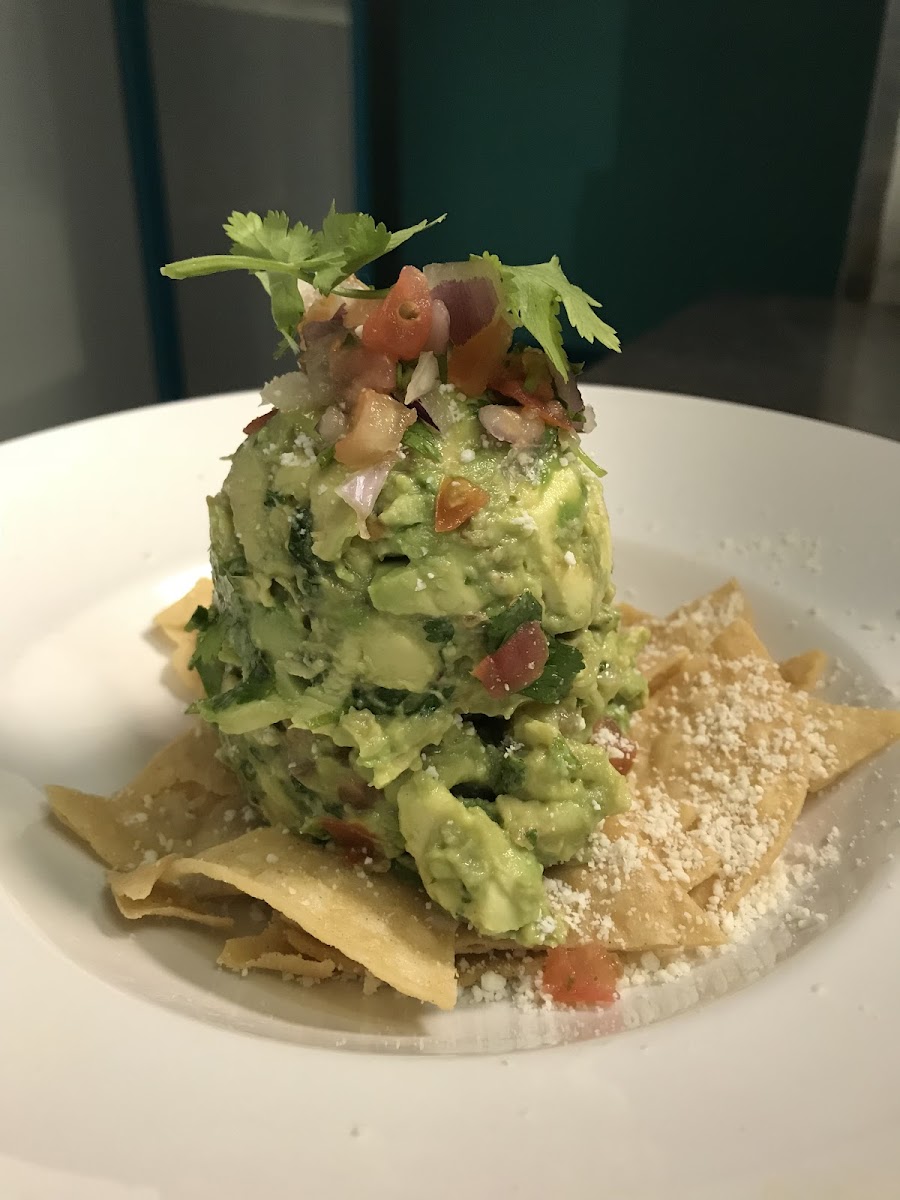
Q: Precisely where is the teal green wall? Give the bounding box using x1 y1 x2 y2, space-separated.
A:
370 0 885 355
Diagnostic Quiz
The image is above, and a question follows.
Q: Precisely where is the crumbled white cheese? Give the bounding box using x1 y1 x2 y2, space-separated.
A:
510 512 537 533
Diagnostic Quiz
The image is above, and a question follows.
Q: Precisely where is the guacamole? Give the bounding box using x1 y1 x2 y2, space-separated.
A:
171 209 645 945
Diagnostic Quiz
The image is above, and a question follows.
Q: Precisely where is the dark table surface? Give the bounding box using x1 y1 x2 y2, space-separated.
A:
582 296 900 442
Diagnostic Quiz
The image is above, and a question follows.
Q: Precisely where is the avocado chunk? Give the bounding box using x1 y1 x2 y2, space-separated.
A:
395 773 550 939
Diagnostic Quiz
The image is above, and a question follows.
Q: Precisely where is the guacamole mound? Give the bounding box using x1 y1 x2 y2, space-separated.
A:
190 385 645 945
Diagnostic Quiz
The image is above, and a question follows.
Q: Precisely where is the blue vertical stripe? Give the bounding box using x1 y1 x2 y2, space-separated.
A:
111 0 184 401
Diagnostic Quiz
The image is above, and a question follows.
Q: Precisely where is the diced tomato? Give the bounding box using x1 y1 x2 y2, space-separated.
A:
592 717 638 776
361 266 433 361
330 343 397 399
243 408 277 436
512 389 573 431
320 817 381 864
334 388 416 469
447 314 513 397
540 944 621 1007
472 620 549 699
489 349 574 431
434 476 490 532
337 776 382 810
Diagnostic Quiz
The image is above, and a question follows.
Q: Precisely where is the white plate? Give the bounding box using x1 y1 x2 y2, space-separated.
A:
1 387 898 1199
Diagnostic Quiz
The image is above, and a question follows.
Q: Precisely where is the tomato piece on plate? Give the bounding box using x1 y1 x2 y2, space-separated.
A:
319 817 381 864
334 388 416 469
592 717 638 776
472 620 549 699
361 266 433 361
243 408 277 436
434 476 490 532
447 314 513 396
541 944 621 1007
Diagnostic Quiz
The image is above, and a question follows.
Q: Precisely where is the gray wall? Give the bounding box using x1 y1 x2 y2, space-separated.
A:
148 0 355 397
0 0 355 442
0 1 156 441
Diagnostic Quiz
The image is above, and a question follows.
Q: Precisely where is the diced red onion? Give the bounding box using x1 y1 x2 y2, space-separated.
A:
478 403 545 447
580 404 596 434
423 298 450 354
302 337 345 408
335 454 397 527
420 391 463 433
302 308 347 345
404 351 440 405
550 364 584 414
424 260 503 345
317 404 347 445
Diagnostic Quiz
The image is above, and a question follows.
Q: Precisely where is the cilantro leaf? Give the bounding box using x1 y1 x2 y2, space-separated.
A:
401 420 442 462
495 753 526 795
349 685 442 717
521 638 585 703
313 207 446 292
484 592 543 653
185 604 211 632
423 617 454 643
477 252 620 378
224 210 316 262
161 207 444 348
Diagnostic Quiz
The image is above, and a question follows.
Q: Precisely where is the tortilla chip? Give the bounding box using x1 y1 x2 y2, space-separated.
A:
154 578 213 635
628 619 811 914
153 578 212 699
281 923 365 975
46 725 253 872
780 650 829 692
803 696 900 794
111 828 458 1009
108 854 234 926
455 930 522 954
633 579 749 691
456 951 537 989
218 915 336 979
109 852 238 924
617 602 650 626
550 831 725 952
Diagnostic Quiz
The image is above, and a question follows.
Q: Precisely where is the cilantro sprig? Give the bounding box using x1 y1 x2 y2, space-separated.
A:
161 207 618 376
161 207 445 350
478 253 620 379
